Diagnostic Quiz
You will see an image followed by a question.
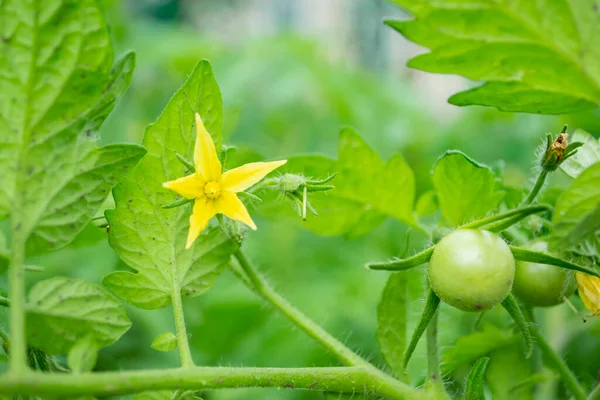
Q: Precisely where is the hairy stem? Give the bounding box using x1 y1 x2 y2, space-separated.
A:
8 230 27 374
0 367 421 399
588 383 600 400
524 307 585 400
233 249 367 367
522 169 548 205
426 309 441 383
171 283 194 368
530 326 586 400
232 249 418 399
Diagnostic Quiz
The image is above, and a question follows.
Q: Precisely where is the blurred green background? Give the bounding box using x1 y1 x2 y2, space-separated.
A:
2 0 600 399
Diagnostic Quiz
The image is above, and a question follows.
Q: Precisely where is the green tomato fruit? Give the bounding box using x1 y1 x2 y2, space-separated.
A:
512 241 576 307
428 229 515 312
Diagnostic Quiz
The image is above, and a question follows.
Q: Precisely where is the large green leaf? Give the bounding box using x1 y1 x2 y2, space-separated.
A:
0 0 145 251
433 151 504 226
26 277 131 355
561 130 600 179
552 161 600 252
260 128 416 236
387 0 600 114
104 60 237 310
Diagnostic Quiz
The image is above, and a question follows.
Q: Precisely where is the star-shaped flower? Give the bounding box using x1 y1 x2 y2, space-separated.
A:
575 272 600 316
163 113 286 249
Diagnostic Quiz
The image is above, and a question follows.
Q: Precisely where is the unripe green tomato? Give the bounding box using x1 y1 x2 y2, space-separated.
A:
512 241 576 307
428 229 515 312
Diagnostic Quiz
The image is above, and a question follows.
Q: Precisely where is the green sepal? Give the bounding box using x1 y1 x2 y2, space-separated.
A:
161 197 194 209
510 246 600 278
176 153 196 173
403 288 440 371
367 246 434 271
501 294 532 359
463 357 490 400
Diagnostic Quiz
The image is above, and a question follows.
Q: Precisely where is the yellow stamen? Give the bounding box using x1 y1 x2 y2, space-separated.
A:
204 181 221 199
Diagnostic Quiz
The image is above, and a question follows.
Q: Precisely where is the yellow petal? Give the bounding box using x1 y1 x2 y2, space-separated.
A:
217 190 257 230
186 198 217 249
162 174 204 199
576 272 600 315
194 113 222 182
220 160 287 193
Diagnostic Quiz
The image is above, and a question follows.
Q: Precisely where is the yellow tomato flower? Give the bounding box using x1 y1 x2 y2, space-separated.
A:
575 272 600 316
163 113 286 249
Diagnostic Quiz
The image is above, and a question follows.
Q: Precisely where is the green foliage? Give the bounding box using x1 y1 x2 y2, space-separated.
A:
442 324 513 373
151 332 178 352
264 127 415 236
561 130 600 178
134 392 173 400
0 0 144 250
552 161 600 253
377 274 408 379
463 357 489 400
26 278 131 355
433 151 504 226
68 334 98 373
486 344 534 400
387 0 600 114
103 60 238 310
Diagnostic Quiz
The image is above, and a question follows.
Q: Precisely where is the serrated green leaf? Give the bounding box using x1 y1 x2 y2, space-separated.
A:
463 357 489 400
387 1 600 114
433 151 504 226
377 273 408 379
104 60 237 310
260 128 415 236
0 0 144 250
561 130 600 178
26 277 131 355
552 161 600 251
151 332 178 352
442 324 513 373
67 334 98 373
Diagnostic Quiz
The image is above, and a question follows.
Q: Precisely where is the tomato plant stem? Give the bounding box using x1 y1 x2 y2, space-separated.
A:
0 367 425 399
530 326 586 400
588 383 600 400
522 169 548 205
8 229 28 374
171 281 194 368
233 249 367 367
232 249 420 399
426 309 440 381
